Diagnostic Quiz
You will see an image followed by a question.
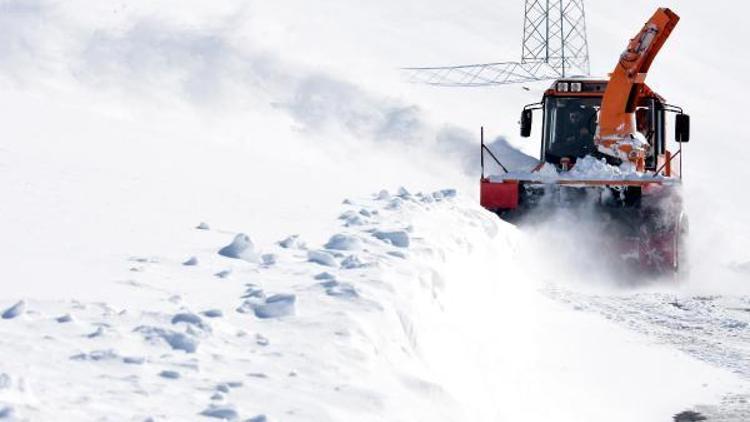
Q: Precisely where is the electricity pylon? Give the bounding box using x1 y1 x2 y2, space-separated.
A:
404 0 590 87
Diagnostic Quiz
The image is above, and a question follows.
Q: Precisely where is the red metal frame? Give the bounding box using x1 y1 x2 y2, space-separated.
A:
480 179 519 210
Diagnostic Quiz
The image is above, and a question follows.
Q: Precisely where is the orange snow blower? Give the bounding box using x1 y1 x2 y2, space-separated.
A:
480 8 690 274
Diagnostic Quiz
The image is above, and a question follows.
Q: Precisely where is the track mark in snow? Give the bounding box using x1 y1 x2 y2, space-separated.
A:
677 393 750 421
546 288 750 379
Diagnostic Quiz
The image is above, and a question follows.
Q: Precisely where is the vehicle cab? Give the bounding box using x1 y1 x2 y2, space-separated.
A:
520 78 689 177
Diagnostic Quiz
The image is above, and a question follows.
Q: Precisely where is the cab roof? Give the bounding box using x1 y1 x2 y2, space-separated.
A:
545 78 666 102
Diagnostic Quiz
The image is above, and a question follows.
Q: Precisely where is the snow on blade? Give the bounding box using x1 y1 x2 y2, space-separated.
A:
489 154 668 182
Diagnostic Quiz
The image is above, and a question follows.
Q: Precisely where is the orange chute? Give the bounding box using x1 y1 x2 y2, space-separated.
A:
595 8 680 170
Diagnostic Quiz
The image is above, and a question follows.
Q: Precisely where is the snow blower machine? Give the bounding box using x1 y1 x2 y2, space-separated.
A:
480 8 690 275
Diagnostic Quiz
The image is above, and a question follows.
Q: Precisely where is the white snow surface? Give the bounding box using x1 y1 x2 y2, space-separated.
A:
2 0 750 421
0 193 744 421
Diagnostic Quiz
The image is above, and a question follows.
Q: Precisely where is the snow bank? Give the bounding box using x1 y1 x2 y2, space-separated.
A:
0 190 743 420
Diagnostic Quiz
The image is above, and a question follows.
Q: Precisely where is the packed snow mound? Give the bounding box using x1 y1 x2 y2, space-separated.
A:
278 235 306 250
323 234 363 251
307 249 339 267
251 294 296 319
218 234 259 262
372 230 411 248
567 155 642 179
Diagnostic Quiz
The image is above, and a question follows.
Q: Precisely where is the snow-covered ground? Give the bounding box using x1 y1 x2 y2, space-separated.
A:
1 0 750 421
1 192 746 421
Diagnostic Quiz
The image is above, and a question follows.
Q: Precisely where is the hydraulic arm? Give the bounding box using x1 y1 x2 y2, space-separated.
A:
595 8 680 170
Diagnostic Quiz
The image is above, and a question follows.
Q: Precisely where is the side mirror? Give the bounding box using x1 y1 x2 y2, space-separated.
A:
675 113 690 143
520 109 533 137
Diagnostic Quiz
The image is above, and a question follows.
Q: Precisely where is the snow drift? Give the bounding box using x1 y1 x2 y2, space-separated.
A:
0 191 740 420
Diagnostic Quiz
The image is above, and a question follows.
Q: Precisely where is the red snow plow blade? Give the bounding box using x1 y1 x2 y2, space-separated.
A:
480 177 686 275
480 179 519 210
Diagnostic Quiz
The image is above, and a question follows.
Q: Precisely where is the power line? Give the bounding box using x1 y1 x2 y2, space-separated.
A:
403 0 590 86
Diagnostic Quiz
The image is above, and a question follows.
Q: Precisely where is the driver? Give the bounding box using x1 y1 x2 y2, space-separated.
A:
636 108 652 141
557 108 594 155
566 110 591 140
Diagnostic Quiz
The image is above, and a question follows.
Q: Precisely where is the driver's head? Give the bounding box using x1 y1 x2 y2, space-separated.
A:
568 110 583 125
636 109 649 131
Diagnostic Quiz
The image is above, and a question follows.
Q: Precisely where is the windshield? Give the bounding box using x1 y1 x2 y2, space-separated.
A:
543 97 600 163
